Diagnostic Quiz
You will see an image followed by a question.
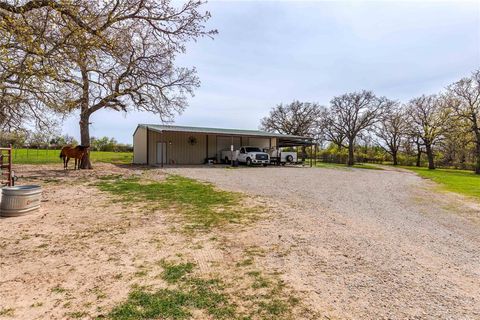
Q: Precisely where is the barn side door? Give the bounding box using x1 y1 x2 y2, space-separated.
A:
156 142 167 165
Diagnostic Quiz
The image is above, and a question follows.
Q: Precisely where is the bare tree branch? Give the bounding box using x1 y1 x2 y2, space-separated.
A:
326 90 391 165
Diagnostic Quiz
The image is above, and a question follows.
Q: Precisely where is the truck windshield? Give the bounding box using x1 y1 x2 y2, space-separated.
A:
245 147 262 152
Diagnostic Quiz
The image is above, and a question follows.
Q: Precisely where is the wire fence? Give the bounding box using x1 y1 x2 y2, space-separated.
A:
12 147 133 164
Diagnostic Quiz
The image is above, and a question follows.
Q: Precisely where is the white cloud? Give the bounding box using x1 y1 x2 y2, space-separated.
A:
62 0 480 143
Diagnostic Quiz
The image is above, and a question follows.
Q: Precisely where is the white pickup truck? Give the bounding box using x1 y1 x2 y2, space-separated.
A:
221 146 270 166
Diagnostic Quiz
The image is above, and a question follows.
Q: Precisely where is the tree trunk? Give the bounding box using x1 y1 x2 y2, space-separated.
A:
392 150 398 166
301 145 306 162
475 138 480 174
347 138 354 166
473 120 480 174
416 143 422 167
79 62 92 169
79 113 93 169
425 143 435 170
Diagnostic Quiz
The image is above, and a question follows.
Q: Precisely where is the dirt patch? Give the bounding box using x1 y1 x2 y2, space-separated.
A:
0 164 316 320
2 163 479 319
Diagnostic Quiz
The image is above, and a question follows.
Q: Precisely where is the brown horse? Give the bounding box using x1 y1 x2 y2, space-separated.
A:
59 145 89 170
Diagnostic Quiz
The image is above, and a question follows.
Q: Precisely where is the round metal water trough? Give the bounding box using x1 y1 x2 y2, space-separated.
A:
0 185 42 217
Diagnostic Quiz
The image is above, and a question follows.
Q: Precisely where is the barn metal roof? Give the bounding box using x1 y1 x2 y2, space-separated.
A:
137 124 313 142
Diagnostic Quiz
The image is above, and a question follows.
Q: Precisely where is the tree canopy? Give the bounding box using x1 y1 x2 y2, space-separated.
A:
0 0 216 167
260 100 324 136
324 90 393 166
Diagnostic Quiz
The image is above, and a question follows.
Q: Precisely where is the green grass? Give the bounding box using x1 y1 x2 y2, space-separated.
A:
315 162 383 170
159 261 195 284
258 299 289 317
247 271 270 289
12 148 132 164
401 166 480 200
107 261 300 320
108 262 235 320
96 175 253 230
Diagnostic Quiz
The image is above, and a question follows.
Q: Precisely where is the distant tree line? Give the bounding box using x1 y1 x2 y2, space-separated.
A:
89 137 133 152
261 70 480 174
0 131 132 152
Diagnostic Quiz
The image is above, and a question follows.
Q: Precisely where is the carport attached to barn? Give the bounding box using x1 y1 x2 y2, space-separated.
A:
133 125 313 166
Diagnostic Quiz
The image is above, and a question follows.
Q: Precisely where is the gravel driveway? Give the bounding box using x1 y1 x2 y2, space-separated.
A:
165 165 480 320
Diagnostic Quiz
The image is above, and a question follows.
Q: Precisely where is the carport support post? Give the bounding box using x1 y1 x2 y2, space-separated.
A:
161 132 164 168
231 136 233 167
146 127 150 165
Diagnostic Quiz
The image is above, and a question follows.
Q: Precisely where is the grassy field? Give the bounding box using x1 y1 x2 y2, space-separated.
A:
12 148 133 164
402 166 480 200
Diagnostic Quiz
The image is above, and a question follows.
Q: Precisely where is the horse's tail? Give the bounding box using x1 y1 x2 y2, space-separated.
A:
59 147 66 159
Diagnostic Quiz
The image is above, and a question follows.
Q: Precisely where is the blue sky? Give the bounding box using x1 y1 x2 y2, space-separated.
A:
62 0 480 143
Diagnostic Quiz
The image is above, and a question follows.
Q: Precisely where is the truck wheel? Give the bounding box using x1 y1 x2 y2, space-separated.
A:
286 155 294 163
246 158 252 166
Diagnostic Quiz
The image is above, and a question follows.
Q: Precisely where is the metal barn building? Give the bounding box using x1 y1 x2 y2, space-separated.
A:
133 124 313 165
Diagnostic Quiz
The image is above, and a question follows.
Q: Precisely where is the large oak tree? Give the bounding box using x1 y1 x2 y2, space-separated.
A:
447 70 480 174
405 95 451 170
326 90 392 166
260 101 323 136
375 103 407 165
1 0 215 168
